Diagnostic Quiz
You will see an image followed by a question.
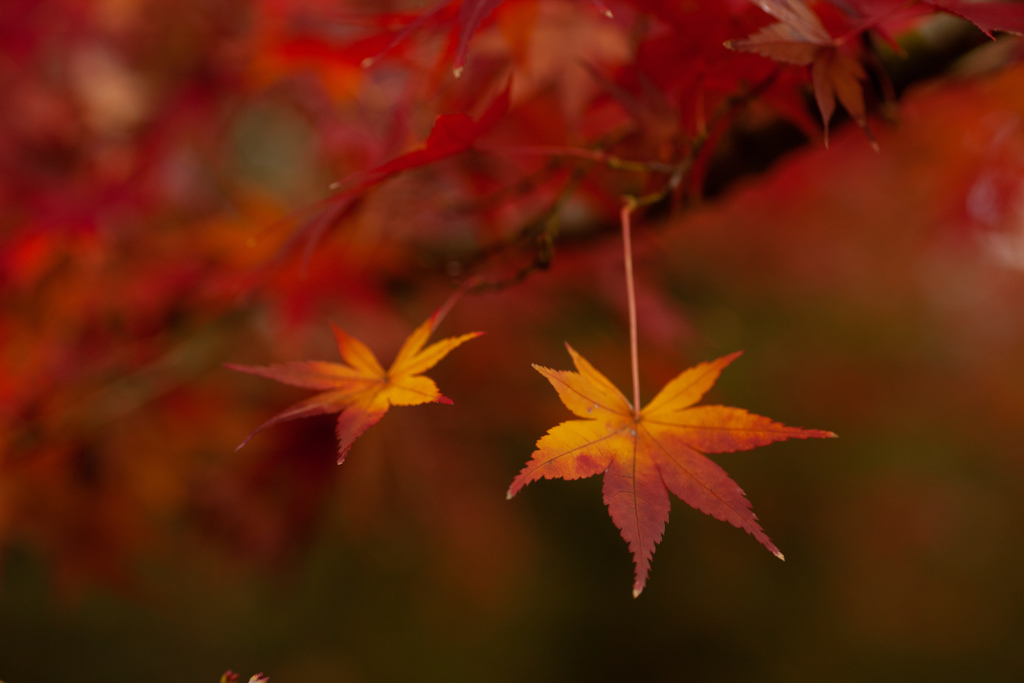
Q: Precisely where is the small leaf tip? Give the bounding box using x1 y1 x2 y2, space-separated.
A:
632 586 643 598
774 550 785 561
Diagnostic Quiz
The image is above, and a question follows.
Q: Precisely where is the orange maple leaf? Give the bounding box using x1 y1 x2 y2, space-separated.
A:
227 312 481 463
725 0 874 147
508 346 835 597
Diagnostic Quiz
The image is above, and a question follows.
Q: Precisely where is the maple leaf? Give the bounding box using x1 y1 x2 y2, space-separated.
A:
508 346 835 597
725 0 875 147
284 82 511 260
925 0 1024 37
328 81 511 199
227 311 481 463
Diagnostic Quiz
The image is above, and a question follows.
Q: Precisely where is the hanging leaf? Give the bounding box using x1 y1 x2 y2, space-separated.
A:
228 311 481 463
726 0 875 146
508 345 835 596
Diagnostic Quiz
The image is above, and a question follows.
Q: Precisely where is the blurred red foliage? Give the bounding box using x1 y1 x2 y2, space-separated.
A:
1 0 1023 629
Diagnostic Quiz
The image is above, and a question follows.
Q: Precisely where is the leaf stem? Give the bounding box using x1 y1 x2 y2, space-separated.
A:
621 197 641 417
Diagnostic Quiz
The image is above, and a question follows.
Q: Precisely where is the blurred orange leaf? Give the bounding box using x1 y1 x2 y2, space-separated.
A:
228 310 481 463
508 345 835 596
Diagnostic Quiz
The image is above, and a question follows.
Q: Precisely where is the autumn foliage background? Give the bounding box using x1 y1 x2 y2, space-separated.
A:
3 0 1024 680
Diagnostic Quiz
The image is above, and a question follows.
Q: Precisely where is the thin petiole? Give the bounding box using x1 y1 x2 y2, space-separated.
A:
620 197 641 417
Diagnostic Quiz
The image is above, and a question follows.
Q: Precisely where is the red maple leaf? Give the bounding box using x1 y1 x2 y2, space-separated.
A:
279 81 510 264
925 0 1024 37
328 80 511 198
725 0 875 146
508 345 835 596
